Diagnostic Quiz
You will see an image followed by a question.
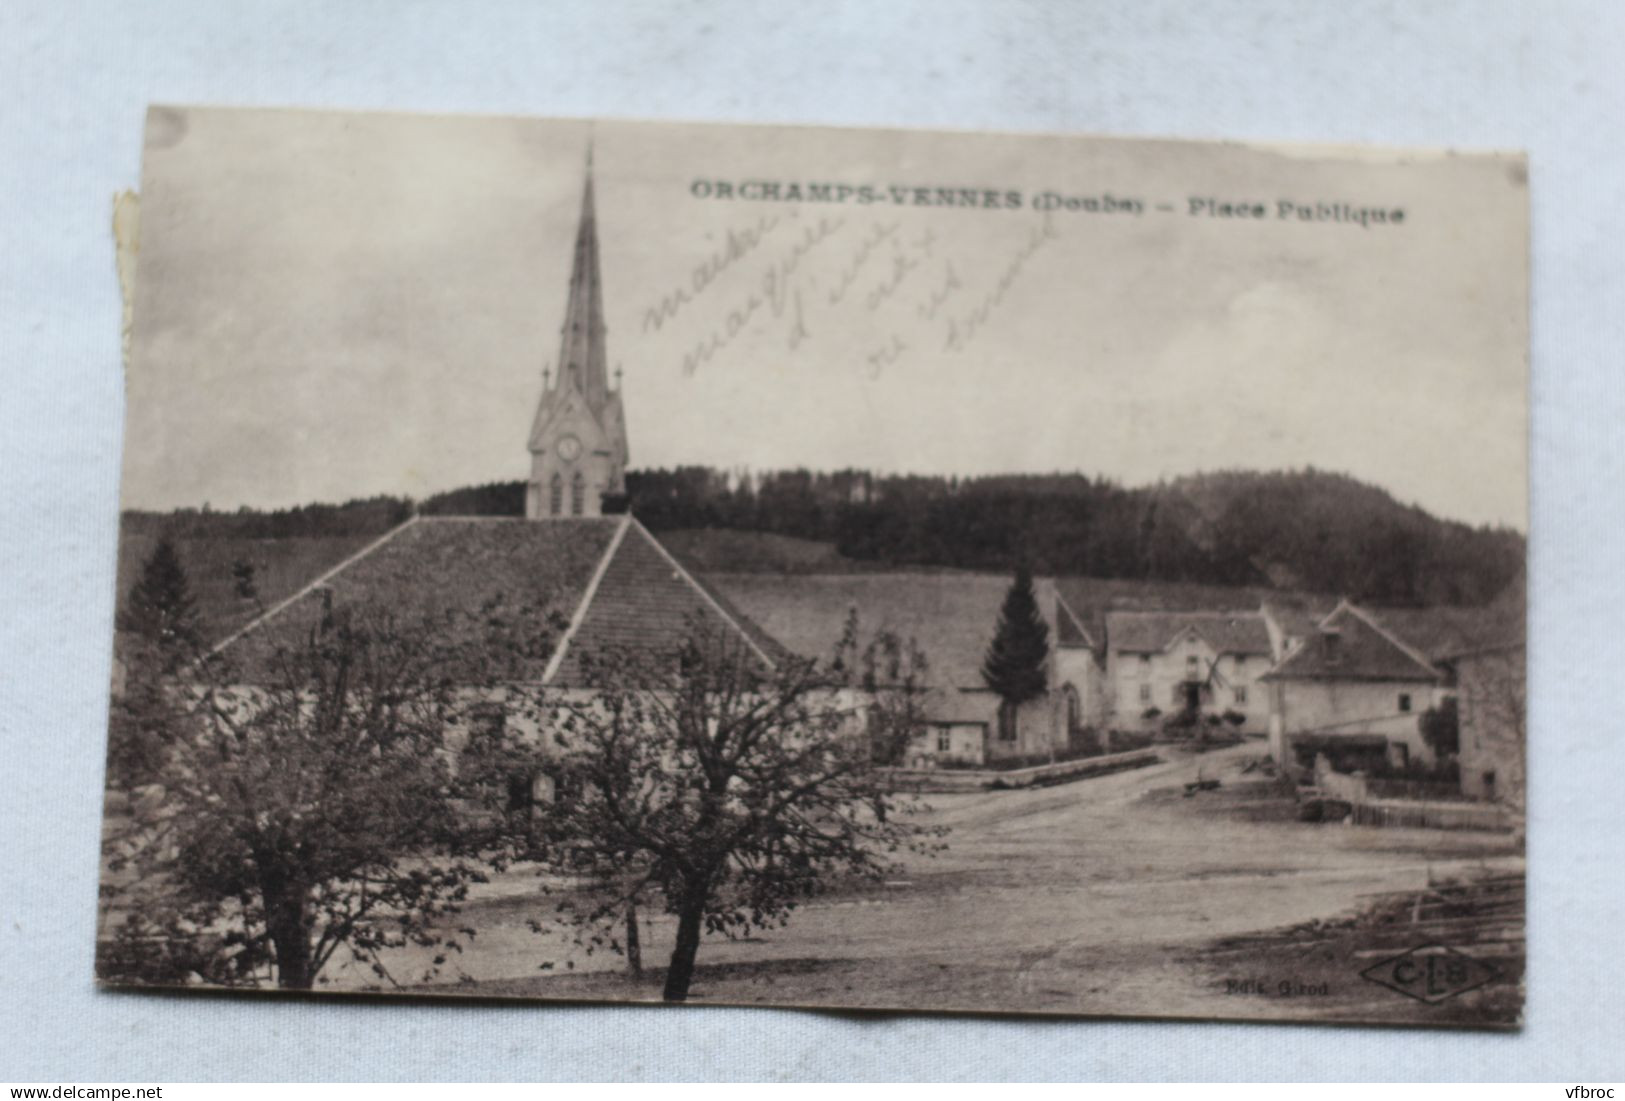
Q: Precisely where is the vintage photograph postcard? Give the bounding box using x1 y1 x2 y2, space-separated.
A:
102 107 1528 1027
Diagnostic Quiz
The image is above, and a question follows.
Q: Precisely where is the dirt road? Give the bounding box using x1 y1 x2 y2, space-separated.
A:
329 743 1522 1023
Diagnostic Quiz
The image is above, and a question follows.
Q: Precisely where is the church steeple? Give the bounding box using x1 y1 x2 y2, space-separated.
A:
526 145 630 520
555 146 610 409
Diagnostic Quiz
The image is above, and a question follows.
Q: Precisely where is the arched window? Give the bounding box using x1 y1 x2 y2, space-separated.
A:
570 471 585 516
1065 684 1082 733
549 472 563 515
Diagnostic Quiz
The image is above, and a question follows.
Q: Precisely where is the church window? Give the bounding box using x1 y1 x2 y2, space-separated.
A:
570 471 585 515
549 473 563 515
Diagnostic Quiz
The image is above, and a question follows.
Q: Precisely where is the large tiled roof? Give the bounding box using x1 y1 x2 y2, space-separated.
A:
218 515 782 685
1261 601 1440 683
547 521 784 685
1103 610 1274 656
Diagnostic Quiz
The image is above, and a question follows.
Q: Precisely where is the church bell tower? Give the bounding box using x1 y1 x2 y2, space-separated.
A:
526 149 629 519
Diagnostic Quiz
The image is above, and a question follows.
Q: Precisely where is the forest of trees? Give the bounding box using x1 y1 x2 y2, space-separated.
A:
123 466 1526 608
121 495 414 540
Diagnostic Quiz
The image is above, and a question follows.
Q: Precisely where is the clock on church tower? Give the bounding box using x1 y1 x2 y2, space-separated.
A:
525 150 629 520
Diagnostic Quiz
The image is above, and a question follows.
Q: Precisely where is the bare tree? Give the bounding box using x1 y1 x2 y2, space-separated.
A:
504 617 942 1002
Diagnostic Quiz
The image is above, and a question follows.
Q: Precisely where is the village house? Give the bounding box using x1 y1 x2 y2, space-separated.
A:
1097 610 1275 736
1259 600 1445 772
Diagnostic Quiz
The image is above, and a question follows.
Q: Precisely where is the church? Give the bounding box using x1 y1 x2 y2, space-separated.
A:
214 156 781 694
524 152 630 521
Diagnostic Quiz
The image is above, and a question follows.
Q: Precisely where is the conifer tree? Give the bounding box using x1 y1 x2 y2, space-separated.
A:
108 537 202 789
981 565 1050 705
120 536 201 670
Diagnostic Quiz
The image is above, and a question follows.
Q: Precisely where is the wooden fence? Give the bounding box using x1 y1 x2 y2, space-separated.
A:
1312 755 1511 831
1348 799 1513 831
883 747 1160 793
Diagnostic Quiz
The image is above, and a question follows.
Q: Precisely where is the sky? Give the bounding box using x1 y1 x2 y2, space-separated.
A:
124 107 1529 529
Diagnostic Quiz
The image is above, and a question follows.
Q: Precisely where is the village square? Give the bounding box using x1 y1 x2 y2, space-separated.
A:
101 152 1527 1027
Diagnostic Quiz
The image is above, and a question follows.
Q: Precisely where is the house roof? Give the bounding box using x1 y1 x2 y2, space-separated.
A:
217 515 782 686
1260 600 1441 684
1052 577 1296 660
917 686 1000 726
709 571 1059 690
1103 610 1274 656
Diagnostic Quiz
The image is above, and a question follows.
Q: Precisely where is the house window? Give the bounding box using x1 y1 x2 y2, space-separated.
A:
937 728 952 752
1139 683 1151 703
1065 685 1082 733
1172 684 1184 705
1398 693 1412 713
1234 655 1246 672
1233 686 1247 706
549 473 563 515
570 471 585 515
1139 655 1150 669
997 701 1018 741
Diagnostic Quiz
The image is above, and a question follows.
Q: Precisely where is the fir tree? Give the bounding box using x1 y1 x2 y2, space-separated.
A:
981 565 1050 704
108 537 202 789
120 536 201 667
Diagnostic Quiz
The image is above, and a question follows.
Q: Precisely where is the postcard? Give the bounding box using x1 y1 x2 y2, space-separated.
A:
102 107 1527 1027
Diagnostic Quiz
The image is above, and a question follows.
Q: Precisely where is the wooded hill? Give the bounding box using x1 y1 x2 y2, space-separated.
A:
122 466 1524 609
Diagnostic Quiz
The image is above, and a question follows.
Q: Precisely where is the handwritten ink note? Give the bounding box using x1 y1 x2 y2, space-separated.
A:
638 201 1061 382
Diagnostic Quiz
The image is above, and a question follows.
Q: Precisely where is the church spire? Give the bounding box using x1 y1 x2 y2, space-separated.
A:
525 142 630 521
555 143 609 409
